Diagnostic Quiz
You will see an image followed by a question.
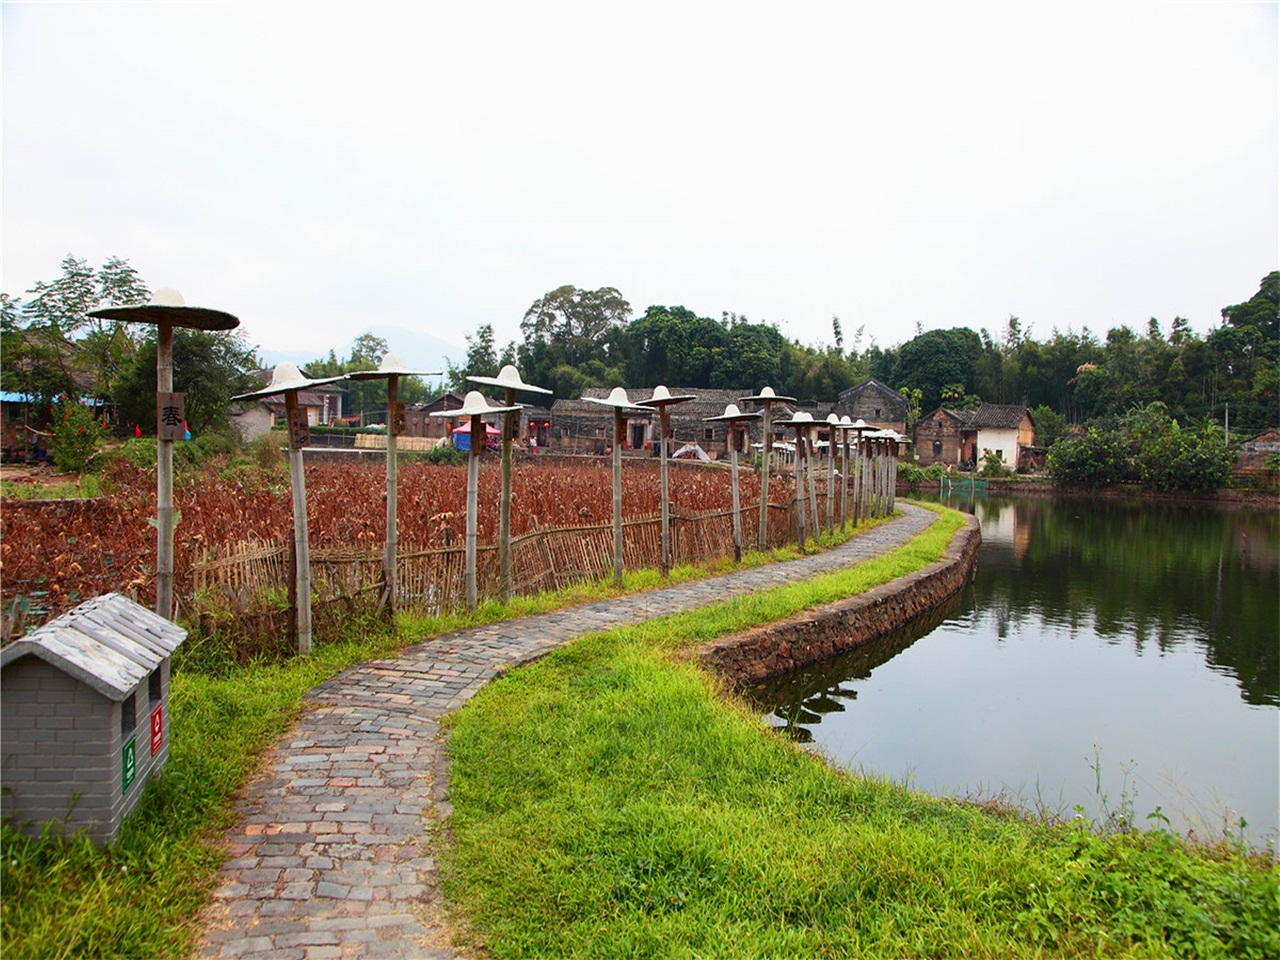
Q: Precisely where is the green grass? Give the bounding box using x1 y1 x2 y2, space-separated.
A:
7 504 1272 958
441 507 1279 959
0 475 104 500
0 631 408 959
0 512 888 957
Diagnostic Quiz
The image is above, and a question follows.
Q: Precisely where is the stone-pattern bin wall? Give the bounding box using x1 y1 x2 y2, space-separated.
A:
699 515 980 686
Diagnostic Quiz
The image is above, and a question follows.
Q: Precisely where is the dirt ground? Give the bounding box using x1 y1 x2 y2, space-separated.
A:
0 462 75 488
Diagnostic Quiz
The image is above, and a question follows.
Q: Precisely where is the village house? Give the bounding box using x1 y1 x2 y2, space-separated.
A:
1 392 49 462
963 403 1036 471
914 407 973 467
231 370 348 441
549 388 796 458
914 402 1037 471
549 393 652 456
404 391 551 448
834 379 908 434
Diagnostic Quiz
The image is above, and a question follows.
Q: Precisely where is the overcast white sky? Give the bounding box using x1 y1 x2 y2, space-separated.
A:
4 1 1276 366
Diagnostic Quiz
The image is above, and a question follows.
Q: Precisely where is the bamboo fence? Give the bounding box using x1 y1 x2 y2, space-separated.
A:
185 496 809 629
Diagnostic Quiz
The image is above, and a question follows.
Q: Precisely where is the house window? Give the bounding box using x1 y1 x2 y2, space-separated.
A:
995 449 1004 461
874 408 881 418
596 427 606 439
559 427 568 439
933 440 943 456
704 427 714 442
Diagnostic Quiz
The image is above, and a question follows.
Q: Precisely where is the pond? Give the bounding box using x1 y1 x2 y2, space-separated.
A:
747 493 1279 850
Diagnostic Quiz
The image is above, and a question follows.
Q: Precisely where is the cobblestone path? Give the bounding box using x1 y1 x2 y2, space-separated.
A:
196 505 935 959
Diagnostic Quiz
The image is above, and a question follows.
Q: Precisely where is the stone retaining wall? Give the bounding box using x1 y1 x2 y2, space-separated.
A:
699 515 980 686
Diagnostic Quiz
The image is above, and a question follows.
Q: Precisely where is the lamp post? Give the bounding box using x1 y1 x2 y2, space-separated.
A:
582 388 649 585
704 404 762 562
89 290 239 622
777 411 815 548
466 365 551 603
233 364 346 654
847 419 873 526
824 413 841 536
431 391 521 610
344 354 442 618
739 387 796 553
838 415 854 531
636 386 695 576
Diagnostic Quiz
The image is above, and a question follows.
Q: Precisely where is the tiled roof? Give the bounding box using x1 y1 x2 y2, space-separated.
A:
968 403 1028 429
838 378 904 405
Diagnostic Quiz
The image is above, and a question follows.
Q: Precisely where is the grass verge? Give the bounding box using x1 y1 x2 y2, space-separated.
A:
0 512 886 957
441 507 1279 959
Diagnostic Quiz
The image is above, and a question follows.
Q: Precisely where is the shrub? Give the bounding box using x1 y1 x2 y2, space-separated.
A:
250 433 285 470
1137 422 1235 493
51 402 106 473
898 462 926 487
1047 427 1129 488
978 450 1014 479
425 443 465 466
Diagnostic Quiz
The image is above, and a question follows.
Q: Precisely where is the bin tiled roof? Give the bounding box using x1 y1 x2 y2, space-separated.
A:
1 594 186 701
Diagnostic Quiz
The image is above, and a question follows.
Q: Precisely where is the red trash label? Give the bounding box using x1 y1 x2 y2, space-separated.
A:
151 704 164 756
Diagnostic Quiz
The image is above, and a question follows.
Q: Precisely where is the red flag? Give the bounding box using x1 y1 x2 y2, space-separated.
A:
135 425 142 438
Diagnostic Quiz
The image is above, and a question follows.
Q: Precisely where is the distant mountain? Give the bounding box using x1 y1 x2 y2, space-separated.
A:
258 324 464 380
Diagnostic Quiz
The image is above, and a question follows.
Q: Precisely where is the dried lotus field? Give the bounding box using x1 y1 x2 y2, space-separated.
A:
2 456 806 648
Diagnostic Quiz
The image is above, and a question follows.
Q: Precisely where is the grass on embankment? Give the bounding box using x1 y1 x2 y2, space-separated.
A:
0 514 885 958
442 507 1279 959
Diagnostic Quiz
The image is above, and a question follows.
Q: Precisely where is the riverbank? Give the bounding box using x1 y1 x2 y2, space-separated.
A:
902 475 1280 506
443 506 1278 959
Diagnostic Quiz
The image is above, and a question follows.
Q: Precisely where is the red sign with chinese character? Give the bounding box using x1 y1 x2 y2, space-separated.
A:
151 704 164 756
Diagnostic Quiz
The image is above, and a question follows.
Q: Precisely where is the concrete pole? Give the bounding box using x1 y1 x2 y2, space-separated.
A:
155 322 174 621
383 374 399 618
284 390 312 655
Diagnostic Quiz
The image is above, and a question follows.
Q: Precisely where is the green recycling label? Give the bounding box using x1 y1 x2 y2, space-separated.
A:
122 737 136 793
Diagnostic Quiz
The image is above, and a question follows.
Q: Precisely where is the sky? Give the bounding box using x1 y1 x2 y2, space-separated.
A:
3 1 1277 370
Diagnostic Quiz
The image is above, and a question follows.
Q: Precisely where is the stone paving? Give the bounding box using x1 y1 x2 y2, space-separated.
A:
196 505 935 959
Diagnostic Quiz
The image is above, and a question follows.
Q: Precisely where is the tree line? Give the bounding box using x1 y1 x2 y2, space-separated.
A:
454 274 1278 438
4 258 1276 452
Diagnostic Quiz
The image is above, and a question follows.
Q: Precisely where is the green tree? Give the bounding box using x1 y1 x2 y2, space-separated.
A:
1136 419 1235 493
447 323 500 390
1 255 150 411
521 285 630 372
1047 426 1130 487
1208 271 1279 432
1028 404 1066 447
892 328 980 412
899 386 923 430
115 327 259 436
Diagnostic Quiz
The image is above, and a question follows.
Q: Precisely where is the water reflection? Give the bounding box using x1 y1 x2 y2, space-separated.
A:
751 494 1279 847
